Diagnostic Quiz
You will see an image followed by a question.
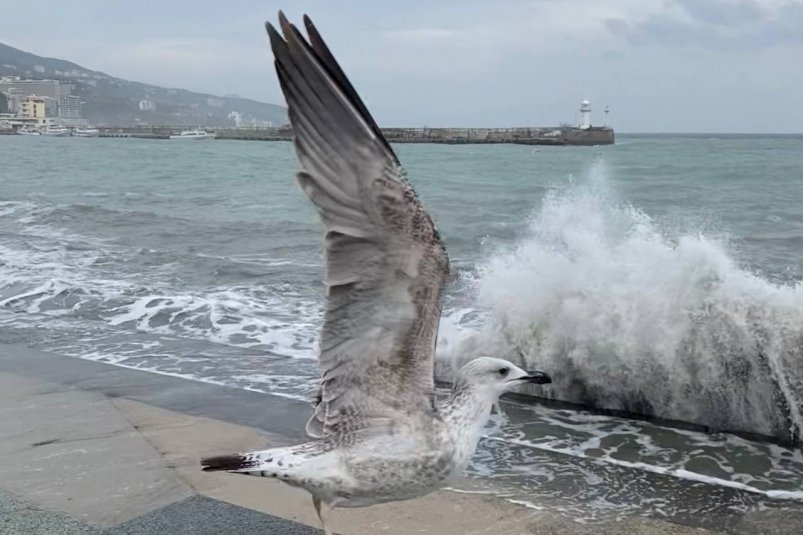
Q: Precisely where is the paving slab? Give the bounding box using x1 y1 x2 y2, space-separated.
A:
0 373 191 527
105 495 320 535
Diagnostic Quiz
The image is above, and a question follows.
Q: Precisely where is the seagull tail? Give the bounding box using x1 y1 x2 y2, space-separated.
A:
201 444 317 478
201 453 259 472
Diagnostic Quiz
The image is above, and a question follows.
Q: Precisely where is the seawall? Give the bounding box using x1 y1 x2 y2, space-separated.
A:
95 125 615 145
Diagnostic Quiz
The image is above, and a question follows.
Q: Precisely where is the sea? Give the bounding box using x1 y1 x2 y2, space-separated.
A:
1 134 802 531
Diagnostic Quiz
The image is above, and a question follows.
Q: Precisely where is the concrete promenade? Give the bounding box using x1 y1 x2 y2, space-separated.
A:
1 343 796 534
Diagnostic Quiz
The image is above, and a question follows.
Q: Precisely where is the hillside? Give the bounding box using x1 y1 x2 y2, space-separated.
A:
0 42 287 127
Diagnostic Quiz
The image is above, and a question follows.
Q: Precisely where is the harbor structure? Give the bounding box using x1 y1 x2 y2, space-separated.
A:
96 101 613 145
90 124 614 145
578 99 592 129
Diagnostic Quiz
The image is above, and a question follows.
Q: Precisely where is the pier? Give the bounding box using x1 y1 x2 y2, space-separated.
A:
92 125 615 145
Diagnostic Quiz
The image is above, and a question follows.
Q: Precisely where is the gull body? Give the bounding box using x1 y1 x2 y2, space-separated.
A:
204 358 550 509
201 12 552 534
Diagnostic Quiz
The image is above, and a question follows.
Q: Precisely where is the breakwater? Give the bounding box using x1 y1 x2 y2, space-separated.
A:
95 125 614 145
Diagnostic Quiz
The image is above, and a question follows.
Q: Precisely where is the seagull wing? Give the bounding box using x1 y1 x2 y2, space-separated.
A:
267 13 450 439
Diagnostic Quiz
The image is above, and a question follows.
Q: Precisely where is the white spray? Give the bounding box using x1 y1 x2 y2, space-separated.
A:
439 161 803 443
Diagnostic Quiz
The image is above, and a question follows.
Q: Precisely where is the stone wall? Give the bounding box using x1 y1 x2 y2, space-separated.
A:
97 126 615 145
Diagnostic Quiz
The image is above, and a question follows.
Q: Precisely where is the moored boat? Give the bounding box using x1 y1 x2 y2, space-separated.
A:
168 129 215 140
41 125 70 137
16 126 41 136
74 127 100 137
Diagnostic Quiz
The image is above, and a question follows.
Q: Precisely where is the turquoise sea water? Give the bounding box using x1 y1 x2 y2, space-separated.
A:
2 134 802 529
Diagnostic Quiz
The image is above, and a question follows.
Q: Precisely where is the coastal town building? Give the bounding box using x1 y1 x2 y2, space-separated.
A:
0 77 62 99
228 110 242 127
0 76 82 124
58 94 81 119
1 88 24 114
20 95 47 124
43 96 59 117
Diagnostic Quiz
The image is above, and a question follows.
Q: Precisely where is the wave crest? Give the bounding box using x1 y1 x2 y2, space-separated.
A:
440 163 803 443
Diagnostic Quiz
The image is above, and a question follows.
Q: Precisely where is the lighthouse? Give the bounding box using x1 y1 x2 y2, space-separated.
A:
579 99 592 129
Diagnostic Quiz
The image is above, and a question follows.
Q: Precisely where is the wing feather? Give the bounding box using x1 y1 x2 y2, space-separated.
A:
266 13 449 439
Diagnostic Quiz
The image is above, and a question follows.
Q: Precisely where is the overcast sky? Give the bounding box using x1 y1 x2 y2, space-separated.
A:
2 0 801 132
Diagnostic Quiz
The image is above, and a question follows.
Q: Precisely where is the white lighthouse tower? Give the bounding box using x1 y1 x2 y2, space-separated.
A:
578 99 592 129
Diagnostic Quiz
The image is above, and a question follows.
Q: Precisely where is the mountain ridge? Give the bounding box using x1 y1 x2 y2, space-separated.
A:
0 41 287 126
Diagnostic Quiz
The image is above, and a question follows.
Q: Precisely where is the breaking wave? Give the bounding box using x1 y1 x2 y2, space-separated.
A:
439 162 803 444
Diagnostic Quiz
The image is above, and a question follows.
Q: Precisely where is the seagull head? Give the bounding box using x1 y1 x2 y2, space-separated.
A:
457 357 551 398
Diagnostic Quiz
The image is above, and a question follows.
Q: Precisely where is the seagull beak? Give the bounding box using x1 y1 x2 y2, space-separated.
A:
520 371 552 384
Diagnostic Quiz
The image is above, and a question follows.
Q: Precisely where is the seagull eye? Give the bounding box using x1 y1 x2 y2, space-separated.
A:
498 367 509 377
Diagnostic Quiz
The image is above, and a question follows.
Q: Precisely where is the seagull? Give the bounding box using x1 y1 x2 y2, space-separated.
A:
201 12 552 535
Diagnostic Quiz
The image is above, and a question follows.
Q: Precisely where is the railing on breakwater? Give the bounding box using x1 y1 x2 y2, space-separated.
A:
95 125 615 146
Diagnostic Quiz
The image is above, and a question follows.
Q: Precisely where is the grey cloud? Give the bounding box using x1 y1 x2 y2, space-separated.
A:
675 0 762 26
605 0 803 49
605 15 703 48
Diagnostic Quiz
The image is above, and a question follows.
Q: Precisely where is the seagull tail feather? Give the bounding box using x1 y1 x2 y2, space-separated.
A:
201 445 313 477
201 453 259 472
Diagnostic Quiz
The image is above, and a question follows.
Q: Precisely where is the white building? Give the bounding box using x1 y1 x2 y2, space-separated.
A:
228 111 242 127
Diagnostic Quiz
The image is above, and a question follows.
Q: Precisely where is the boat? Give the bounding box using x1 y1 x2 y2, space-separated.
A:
41 125 70 137
73 127 100 137
16 126 41 136
168 129 215 140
